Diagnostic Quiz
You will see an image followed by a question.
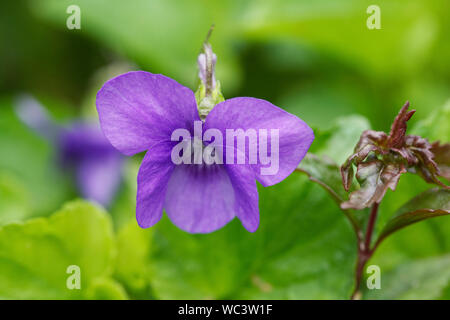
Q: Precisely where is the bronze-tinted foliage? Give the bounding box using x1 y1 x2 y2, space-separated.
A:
431 142 450 180
341 102 449 210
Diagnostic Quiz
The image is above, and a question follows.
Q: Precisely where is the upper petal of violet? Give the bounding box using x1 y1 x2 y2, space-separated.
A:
96 71 200 156
204 97 314 186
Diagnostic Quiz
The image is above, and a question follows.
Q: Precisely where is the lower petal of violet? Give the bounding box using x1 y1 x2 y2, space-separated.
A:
164 163 236 233
136 142 176 228
225 162 260 232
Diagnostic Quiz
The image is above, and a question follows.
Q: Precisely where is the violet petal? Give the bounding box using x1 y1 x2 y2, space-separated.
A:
204 97 314 186
225 160 260 232
60 123 123 207
136 142 176 228
96 71 200 156
77 153 123 207
164 164 236 233
14 94 60 143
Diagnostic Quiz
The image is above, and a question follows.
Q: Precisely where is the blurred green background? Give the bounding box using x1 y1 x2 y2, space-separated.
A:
0 0 449 299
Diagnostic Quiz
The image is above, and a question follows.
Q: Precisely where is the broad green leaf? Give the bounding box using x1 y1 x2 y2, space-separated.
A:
114 221 153 299
365 254 450 299
147 176 356 300
370 177 450 272
148 216 261 299
297 154 347 203
297 115 372 227
85 278 128 300
297 154 366 232
375 188 450 247
301 114 369 216
375 171 430 234
0 200 123 299
238 181 356 299
309 115 370 165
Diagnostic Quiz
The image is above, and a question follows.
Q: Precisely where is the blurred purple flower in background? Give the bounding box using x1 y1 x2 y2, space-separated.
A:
96 71 314 233
15 95 123 207
59 123 123 206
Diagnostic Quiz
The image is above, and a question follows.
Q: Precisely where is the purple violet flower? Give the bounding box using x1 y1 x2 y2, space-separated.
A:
96 45 314 233
59 123 123 207
15 94 123 207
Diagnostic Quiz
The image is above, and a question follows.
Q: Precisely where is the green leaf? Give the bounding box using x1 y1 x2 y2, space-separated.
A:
114 221 153 298
297 154 366 233
370 175 450 272
238 181 356 299
0 200 124 299
148 217 261 299
376 188 450 247
310 115 371 165
297 154 346 203
146 176 356 300
303 115 371 201
296 115 372 228
85 278 128 300
365 254 450 299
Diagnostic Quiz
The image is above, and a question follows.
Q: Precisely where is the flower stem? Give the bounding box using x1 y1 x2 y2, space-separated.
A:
350 202 379 299
365 202 379 250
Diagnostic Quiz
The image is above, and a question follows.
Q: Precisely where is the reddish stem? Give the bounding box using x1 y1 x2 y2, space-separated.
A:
365 202 379 250
350 202 379 299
